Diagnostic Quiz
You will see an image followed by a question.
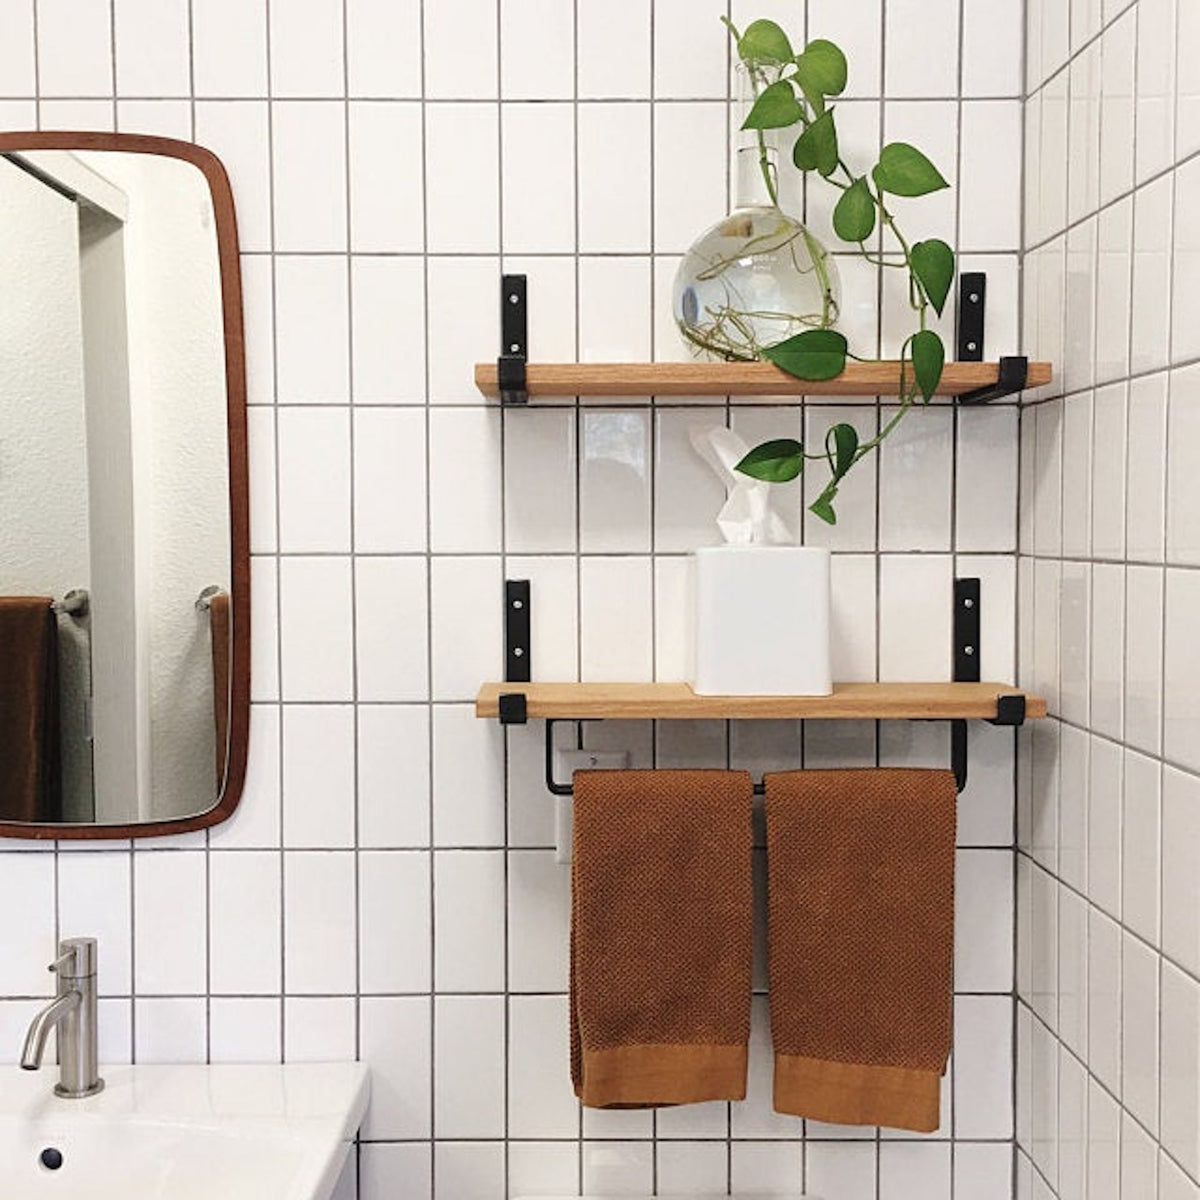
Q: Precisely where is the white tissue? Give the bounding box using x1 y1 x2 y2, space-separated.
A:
690 425 792 545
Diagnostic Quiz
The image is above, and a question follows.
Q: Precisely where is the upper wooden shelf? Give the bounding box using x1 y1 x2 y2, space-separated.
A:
474 360 1053 399
475 681 1047 722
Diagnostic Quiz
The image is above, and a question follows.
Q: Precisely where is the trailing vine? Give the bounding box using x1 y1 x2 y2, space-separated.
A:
722 18 954 525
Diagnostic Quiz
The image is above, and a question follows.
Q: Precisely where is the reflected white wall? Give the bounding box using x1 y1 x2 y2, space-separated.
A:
0 156 94 819
82 151 229 820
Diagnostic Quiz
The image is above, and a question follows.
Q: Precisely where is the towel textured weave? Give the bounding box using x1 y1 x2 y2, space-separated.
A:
570 768 754 1107
765 768 956 1133
0 597 61 822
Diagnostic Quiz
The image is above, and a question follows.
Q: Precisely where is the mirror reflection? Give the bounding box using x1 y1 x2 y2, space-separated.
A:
0 147 232 827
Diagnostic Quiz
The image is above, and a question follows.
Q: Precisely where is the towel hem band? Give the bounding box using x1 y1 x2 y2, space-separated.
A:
773 1052 942 1133
577 1043 748 1108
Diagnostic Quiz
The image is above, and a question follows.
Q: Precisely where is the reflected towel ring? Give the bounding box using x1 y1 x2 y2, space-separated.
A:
51 589 89 619
195 585 222 612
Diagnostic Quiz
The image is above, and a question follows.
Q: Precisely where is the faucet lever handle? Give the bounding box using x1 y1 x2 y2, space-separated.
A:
50 938 97 979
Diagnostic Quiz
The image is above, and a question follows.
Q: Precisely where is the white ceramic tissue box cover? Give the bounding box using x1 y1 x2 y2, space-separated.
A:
691 545 832 696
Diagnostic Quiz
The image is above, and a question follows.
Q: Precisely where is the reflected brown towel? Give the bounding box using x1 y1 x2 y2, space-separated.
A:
209 591 231 786
0 597 61 822
765 768 956 1133
570 769 754 1108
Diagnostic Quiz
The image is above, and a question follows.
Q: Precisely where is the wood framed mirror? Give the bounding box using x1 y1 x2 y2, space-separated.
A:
0 132 249 839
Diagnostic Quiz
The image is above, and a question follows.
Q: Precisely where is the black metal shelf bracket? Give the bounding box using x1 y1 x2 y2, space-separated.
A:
498 274 528 405
990 693 1027 726
947 576 1029 787
498 578 531 725
954 273 1030 405
954 577 981 686
959 355 1029 405
956 272 986 362
951 577 981 792
505 579 531 683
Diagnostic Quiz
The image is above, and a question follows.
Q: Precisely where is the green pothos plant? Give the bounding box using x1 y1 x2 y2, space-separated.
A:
723 18 954 525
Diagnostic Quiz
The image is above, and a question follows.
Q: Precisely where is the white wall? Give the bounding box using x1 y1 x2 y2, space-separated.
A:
0 2 1028 1197
0 153 94 818
1018 0 1200 1198
80 150 229 819
0 157 90 589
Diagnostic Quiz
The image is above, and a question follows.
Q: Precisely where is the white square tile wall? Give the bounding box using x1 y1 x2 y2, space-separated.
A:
1019 0 1200 1195
0 2 1028 1197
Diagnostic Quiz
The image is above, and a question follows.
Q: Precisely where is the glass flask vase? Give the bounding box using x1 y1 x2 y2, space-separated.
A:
673 66 840 361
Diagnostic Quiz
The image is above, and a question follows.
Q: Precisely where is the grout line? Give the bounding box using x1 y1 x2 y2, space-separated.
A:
570 4 584 1187
235 245 1024 259
1123 14 1145 1193
0 985 1021 1002
107 0 116 129
250 545 1015 559
873 6 888 1196
338 12 363 1188
648 4 661 1183
29 0 40 120
416 0 438 1187
349 1133 1012 1145
950 9 968 1193
495 0 513 1191
0 91 1035 104
184 0 217 1073
260 0 288 1070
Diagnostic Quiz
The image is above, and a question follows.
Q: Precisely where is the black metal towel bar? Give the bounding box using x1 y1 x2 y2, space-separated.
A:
497 572 1028 798
541 696 1027 798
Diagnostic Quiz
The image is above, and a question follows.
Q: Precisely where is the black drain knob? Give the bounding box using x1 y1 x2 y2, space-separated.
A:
39 1147 63 1170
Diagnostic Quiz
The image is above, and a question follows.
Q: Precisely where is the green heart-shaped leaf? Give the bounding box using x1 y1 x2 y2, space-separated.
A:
737 19 794 65
794 39 847 97
808 485 839 526
832 176 876 243
871 142 950 197
735 438 805 483
910 329 946 402
792 73 824 115
827 422 859 479
742 79 804 130
910 239 955 317
792 108 838 177
763 329 849 381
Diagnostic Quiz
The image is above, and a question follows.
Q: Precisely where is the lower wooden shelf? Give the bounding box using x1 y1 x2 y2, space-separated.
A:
474 681 1047 722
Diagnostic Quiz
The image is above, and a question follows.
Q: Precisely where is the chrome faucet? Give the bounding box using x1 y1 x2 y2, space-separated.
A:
20 938 104 1098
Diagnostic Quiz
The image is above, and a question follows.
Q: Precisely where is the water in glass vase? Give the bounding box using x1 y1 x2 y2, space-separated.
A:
673 63 839 362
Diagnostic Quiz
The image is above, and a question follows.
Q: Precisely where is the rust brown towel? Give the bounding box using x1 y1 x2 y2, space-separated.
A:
0 597 62 822
765 768 956 1133
209 590 231 785
570 769 754 1107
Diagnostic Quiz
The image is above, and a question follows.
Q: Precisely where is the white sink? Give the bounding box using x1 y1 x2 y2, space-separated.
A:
0 1062 369 1199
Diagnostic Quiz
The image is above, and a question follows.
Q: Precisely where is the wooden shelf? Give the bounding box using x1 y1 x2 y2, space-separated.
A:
475 681 1047 722
473 360 1053 399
